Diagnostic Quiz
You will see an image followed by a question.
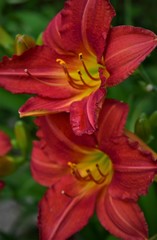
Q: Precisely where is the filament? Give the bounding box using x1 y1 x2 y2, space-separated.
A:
79 53 100 81
68 162 107 185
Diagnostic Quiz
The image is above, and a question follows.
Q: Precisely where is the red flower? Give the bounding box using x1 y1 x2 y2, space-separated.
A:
0 130 12 156
0 180 5 190
0 0 156 135
32 99 157 240
0 130 12 186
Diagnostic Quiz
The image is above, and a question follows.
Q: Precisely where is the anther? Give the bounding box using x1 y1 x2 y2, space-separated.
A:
56 59 66 65
56 60 87 90
79 53 83 60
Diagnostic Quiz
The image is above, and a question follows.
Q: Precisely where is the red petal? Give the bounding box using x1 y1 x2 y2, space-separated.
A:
34 114 96 161
97 192 148 240
31 141 66 187
44 0 115 58
19 96 71 117
38 177 96 240
31 114 96 186
105 26 157 86
104 135 157 200
97 99 129 144
0 131 12 156
43 13 67 55
0 46 78 98
70 88 106 135
0 180 5 190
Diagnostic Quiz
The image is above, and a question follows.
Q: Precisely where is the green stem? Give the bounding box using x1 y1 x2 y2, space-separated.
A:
149 234 157 240
136 65 152 84
124 0 132 25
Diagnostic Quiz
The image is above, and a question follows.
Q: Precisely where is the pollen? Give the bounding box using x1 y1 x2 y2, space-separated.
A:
56 59 66 65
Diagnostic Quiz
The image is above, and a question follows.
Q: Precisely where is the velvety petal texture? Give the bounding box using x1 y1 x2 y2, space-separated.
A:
105 26 157 86
70 88 106 135
32 99 157 240
31 113 96 186
97 193 148 240
44 0 115 58
0 0 156 135
38 177 96 240
0 131 12 156
97 99 129 143
31 141 67 187
107 135 157 200
0 46 78 98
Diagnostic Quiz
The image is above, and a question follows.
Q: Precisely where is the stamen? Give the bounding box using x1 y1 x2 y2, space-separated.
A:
24 68 40 81
79 53 100 81
68 162 107 185
96 164 105 177
61 190 73 198
77 70 95 88
86 169 106 184
56 59 87 90
68 162 90 181
24 68 61 87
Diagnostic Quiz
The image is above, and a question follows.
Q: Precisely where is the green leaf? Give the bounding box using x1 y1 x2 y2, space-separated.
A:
0 26 14 53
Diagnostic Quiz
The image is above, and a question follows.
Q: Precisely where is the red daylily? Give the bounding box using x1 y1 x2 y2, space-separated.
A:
0 180 5 190
0 130 12 185
32 99 157 240
0 0 157 135
0 130 12 157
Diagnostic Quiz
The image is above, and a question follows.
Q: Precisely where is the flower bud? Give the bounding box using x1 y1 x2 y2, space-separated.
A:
149 111 157 128
0 155 15 177
15 34 36 56
14 121 28 155
0 26 14 53
135 113 152 142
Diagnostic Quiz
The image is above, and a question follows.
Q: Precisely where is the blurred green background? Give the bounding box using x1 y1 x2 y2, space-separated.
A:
0 0 157 239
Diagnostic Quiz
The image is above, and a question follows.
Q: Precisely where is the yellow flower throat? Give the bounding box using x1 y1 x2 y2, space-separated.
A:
68 150 113 186
56 53 110 90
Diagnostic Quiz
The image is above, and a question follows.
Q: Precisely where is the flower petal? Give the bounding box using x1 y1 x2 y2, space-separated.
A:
44 0 115 58
0 180 5 190
0 131 12 156
104 135 157 200
97 192 148 240
97 99 129 144
105 26 157 86
38 177 96 240
70 88 106 135
31 141 66 187
19 96 71 117
34 114 96 161
43 11 69 55
0 46 78 98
